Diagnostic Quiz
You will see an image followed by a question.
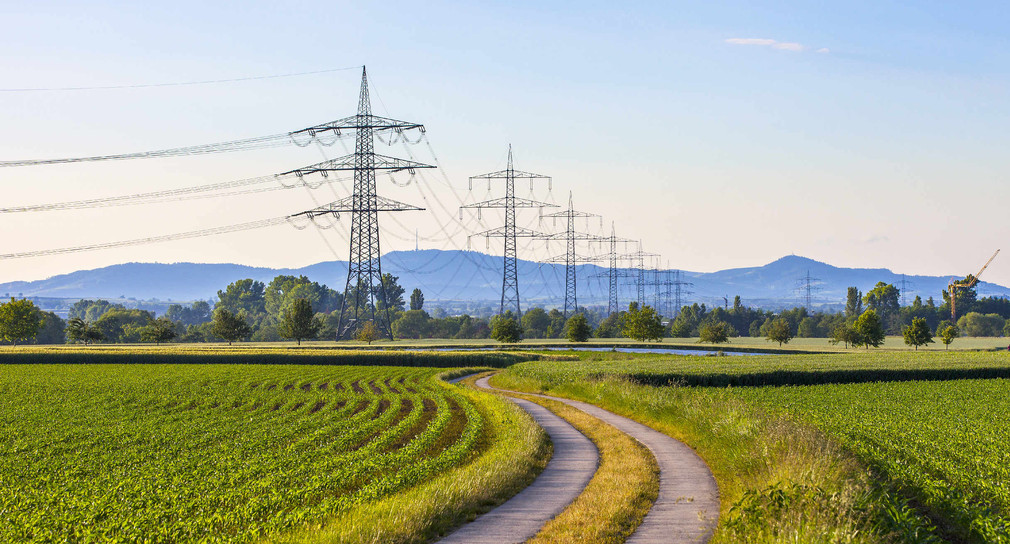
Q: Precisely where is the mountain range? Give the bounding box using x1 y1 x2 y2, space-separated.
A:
2 250 1007 313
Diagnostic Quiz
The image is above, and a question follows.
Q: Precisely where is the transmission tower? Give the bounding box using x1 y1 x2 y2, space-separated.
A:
285 67 433 340
898 274 916 306
796 269 822 311
588 223 634 316
671 270 694 316
539 192 600 318
461 146 556 317
619 245 660 308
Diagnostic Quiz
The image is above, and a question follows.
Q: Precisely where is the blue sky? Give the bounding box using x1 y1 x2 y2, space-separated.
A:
2 1 1010 293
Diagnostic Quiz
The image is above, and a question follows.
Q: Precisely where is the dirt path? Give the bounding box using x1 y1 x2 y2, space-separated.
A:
443 373 719 543
437 376 598 543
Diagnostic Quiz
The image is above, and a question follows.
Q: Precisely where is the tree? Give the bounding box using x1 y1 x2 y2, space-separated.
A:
139 317 178 345
828 323 859 349
854 310 886 348
409 288 424 311
0 298 44 346
622 303 664 342
765 318 793 347
34 312 67 344
66 317 103 345
845 287 863 318
565 313 592 342
392 310 430 339
955 312 1005 337
699 321 730 344
216 279 267 315
521 307 551 339
546 309 566 338
376 273 406 313
278 298 322 345
69 299 123 322
940 325 958 350
902 317 934 350
863 282 900 332
490 313 523 343
211 309 252 345
355 320 381 345
94 308 154 343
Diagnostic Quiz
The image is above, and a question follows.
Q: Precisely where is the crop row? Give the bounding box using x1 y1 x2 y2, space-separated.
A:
0 364 485 542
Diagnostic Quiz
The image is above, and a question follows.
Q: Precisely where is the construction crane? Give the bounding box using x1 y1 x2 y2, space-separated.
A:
948 249 1000 321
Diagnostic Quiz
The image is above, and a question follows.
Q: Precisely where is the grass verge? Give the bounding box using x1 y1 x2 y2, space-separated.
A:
270 373 550 544
493 371 938 543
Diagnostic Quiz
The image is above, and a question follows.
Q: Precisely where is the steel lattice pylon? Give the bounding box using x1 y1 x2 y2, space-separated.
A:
540 192 600 318
462 146 555 317
290 67 433 340
587 223 634 316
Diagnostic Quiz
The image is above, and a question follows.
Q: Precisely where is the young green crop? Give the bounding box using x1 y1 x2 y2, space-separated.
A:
0 364 484 543
730 378 1010 542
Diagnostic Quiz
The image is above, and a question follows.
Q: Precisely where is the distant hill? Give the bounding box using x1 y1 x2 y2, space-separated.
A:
2 251 1008 312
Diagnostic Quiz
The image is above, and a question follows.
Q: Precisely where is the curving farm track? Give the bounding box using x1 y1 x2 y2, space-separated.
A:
444 373 719 544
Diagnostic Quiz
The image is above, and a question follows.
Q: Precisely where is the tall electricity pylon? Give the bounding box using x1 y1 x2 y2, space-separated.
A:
285 67 433 340
540 192 600 317
671 270 693 316
461 146 556 317
589 223 635 316
795 270 822 311
619 245 660 308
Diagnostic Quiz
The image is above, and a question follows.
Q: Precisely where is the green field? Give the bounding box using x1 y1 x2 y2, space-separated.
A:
0 364 491 542
732 379 1010 542
497 350 1010 542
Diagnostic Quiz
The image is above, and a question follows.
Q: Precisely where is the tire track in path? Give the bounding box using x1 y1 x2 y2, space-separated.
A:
438 375 598 543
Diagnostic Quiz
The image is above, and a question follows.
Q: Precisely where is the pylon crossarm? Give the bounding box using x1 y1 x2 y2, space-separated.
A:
470 225 548 239
292 196 424 217
461 197 558 210
280 154 434 176
291 114 424 136
470 169 550 181
537 231 603 242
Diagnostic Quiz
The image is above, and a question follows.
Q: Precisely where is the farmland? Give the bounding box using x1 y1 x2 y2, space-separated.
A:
496 350 1010 542
0 363 539 543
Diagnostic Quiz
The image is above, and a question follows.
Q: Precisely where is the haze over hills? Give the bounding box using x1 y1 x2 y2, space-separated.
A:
4 251 1008 314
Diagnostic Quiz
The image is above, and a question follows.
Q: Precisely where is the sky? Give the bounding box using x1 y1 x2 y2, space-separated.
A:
2 1 1010 293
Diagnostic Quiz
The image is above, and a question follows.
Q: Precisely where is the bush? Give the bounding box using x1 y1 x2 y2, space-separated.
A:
565 314 592 342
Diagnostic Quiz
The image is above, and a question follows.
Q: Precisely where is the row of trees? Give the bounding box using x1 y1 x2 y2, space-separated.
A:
6 270 1010 345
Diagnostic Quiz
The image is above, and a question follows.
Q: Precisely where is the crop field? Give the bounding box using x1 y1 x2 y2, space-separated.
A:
732 379 1010 542
498 351 1010 542
508 349 1010 387
0 364 487 542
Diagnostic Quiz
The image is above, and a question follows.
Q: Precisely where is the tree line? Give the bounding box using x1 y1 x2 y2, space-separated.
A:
1 272 1008 346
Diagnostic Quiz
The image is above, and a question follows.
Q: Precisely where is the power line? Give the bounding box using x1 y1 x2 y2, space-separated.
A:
0 65 363 92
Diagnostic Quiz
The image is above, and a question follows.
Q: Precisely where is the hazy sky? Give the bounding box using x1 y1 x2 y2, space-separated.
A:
2 1 1010 292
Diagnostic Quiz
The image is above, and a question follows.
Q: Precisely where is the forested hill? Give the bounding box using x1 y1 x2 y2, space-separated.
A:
1 251 1008 310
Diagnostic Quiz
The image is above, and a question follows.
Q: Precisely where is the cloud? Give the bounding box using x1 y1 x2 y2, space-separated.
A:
725 38 827 54
864 235 890 245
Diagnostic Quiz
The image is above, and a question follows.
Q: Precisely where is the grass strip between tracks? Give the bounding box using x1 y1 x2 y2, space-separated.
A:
503 390 660 544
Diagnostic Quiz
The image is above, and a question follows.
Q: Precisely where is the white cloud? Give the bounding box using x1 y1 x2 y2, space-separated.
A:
725 38 777 46
725 38 827 54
